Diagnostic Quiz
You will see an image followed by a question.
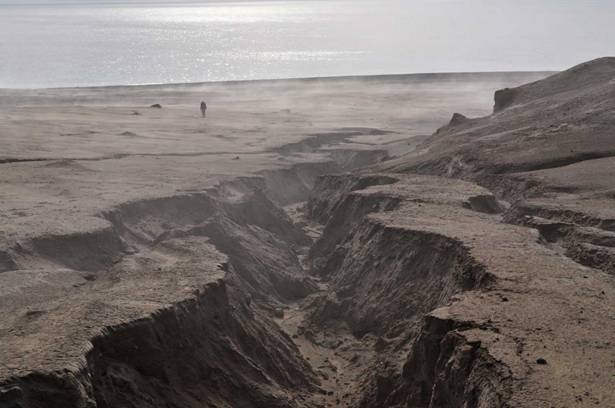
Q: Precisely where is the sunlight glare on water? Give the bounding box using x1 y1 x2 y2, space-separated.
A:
1 0 614 88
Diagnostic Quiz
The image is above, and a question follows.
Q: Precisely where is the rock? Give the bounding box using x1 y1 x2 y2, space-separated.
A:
536 358 548 365
493 87 517 112
466 194 503 214
374 336 389 352
436 113 469 134
449 112 469 126
273 308 285 318
150 104 162 108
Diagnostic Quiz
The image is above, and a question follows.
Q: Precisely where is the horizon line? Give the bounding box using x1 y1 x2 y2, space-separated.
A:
1 70 557 92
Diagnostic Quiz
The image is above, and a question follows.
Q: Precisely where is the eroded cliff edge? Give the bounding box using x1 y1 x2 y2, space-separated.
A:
0 178 320 408
303 173 613 407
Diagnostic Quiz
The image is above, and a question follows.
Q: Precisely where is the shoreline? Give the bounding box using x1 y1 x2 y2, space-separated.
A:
0 70 556 92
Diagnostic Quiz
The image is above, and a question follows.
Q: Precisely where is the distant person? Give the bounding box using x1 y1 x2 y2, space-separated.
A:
200 101 207 118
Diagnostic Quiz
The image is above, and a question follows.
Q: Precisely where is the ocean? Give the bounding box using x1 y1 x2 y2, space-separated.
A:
1 0 614 88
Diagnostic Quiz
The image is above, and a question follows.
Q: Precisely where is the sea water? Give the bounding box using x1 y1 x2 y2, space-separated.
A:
1 0 614 88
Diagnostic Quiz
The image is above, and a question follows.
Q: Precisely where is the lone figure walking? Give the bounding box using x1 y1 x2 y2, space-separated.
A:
200 101 207 118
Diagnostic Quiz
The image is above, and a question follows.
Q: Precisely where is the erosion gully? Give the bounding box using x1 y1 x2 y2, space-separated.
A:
4 144 608 408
